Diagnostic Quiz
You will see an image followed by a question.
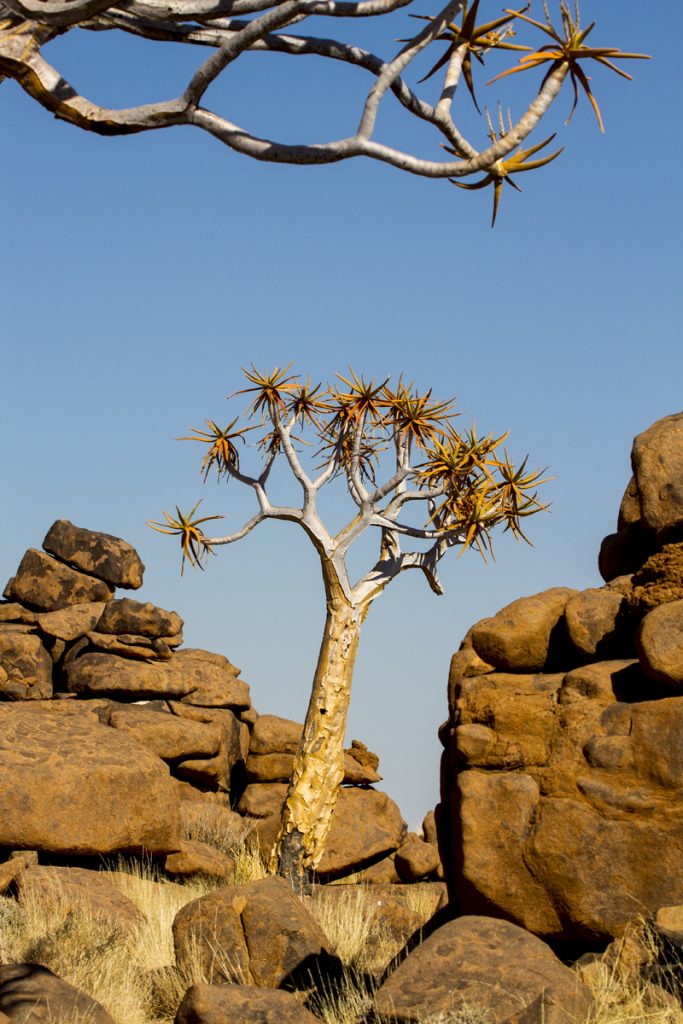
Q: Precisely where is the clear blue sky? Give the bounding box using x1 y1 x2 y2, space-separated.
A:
1 2 681 829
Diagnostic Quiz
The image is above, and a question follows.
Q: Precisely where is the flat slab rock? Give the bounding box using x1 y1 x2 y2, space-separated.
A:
66 649 250 707
43 519 145 590
96 597 182 639
0 964 115 1024
7 549 114 612
0 705 181 855
176 985 320 1024
373 916 593 1024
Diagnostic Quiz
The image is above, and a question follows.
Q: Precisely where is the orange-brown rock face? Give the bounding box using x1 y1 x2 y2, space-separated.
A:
0 706 181 856
441 413 683 942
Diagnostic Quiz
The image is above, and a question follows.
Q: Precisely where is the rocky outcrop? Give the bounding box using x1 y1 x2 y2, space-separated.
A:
440 412 683 942
0 520 434 886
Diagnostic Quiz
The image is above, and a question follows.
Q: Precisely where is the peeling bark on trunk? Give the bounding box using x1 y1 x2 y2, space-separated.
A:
273 560 368 890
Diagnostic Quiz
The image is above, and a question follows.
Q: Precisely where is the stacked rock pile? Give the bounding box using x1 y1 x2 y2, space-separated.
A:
439 411 683 943
0 520 442 887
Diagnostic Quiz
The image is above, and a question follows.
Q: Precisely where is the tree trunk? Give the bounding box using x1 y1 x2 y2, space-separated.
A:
273 563 367 891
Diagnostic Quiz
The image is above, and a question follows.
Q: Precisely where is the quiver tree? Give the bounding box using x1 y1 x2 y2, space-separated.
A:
151 366 550 887
0 0 646 224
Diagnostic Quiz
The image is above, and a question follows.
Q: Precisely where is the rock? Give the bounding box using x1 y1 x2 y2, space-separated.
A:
0 851 38 895
245 787 406 879
342 747 382 785
164 840 234 879
654 905 683 947
173 876 332 987
168 703 245 792
15 866 145 933
447 645 494 719
631 412 683 535
598 525 655 582
35 602 106 641
175 985 320 1024
0 965 116 1024
421 810 437 846
65 650 250 708
175 650 251 708
86 632 173 660
632 543 683 612
238 783 288 818
315 788 406 880
0 634 52 700
470 588 577 672
108 705 222 763
43 519 144 589
246 751 294 782
0 705 181 855
8 550 114 612
249 714 301 754
564 587 631 661
347 739 379 772
394 835 441 882
618 475 642 529
357 854 401 884
373 916 593 1024
636 600 683 687
0 603 38 624
558 660 648 706
96 598 182 640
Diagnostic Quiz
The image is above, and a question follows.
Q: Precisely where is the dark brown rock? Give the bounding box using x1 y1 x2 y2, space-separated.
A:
636 600 683 687
43 519 144 589
0 634 52 700
169 703 245 792
357 854 401 884
0 965 116 1024
35 602 106 641
373 916 593 1024
470 588 577 672
0 603 38 625
246 751 294 782
7 550 113 612
175 985 320 1024
0 705 181 855
96 598 182 639
631 412 683 534
173 875 332 987
15 866 145 933
618 475 642 530
598 525 656 582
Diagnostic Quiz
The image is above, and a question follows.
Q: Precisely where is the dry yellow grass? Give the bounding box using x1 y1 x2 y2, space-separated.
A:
2 853 683 1024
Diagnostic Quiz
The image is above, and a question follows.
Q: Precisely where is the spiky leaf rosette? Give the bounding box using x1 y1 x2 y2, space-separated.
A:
148 501 223 573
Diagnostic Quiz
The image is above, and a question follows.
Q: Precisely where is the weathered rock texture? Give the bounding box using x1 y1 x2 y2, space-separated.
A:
440 412 683 942
0 964 115 1024
373 916 593 1024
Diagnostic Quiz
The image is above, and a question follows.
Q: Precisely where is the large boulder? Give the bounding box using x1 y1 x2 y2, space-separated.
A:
43 519 145 590
7 550 113 612
248 787 406 880
632 543 683 612
246 715 380 783
373 916 593 1024
0 705 181 855
35 602 107 642
173 875 333 987
0 634 52 700
469 588 577 672
0 966 115 1024
631 412 683 535
636 600 683 687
